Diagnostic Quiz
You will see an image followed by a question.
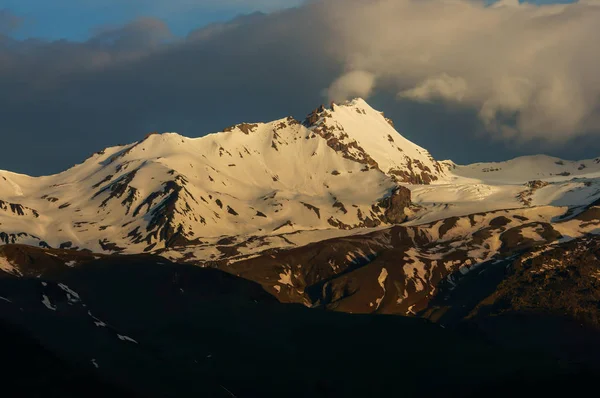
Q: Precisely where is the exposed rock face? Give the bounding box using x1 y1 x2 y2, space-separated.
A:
377 186 412 224
471 235 600 330
303 105 327 127
0 232 36 245
223 122 260 135
321 187 412 231
518 180 551 206
308 115 380 170
128 176 202 250
525 180 550 190
220 207 571 316
0 200 39 218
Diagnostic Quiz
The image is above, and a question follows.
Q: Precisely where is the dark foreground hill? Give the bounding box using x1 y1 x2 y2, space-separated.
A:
2 244 600 397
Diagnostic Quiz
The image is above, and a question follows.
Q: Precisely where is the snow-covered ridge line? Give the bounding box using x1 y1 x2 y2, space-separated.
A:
2 98 600 260
0 99 429 254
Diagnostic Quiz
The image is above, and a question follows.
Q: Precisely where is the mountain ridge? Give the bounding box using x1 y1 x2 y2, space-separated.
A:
2 98 600 263
0 99 429 254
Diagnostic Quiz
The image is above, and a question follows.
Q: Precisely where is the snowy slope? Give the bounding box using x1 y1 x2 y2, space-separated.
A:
450 155 600 184
406 154 600 225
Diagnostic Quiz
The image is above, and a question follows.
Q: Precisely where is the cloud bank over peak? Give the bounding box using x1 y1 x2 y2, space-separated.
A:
322 0 600 142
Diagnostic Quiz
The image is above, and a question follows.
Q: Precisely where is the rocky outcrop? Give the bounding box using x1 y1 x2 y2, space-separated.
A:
303 105 327 127
525 180 550 190
223 122 259 134
377 186 412 224
518 180 551 206
0 200 39 218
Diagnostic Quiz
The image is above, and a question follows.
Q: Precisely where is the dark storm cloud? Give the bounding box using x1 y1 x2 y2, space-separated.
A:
0 7 340 175
1 0 600 176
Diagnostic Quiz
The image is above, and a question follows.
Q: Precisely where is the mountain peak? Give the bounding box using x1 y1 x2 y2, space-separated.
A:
303 97 446 184
303 97 374 126
337 97 373 110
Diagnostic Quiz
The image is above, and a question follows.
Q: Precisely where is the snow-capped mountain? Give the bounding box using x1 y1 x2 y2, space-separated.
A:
2 98 600 264
0 99 436 255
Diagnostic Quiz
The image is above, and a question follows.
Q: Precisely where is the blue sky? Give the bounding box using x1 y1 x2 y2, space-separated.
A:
3 0 305 40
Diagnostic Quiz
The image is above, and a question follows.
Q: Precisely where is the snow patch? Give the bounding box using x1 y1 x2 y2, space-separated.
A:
117 334 138 344
88 310 107 327
58 283 81 303
278 268 294 287
41 295 56 311
374 268 388 310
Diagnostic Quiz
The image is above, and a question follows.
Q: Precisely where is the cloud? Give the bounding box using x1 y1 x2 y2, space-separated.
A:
1 0 600 175
398 74 468 103
321 0 600 142
327 70 376 102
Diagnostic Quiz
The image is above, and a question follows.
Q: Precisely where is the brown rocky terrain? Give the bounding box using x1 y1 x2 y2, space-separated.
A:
471 235 600 329
218 208 571 317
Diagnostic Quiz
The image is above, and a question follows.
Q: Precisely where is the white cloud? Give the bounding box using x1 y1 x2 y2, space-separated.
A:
321 0 600 142
327 70 376 102
398 74 468 103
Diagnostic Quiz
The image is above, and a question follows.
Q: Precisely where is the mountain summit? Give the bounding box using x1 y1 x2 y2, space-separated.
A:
304 98 445 184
